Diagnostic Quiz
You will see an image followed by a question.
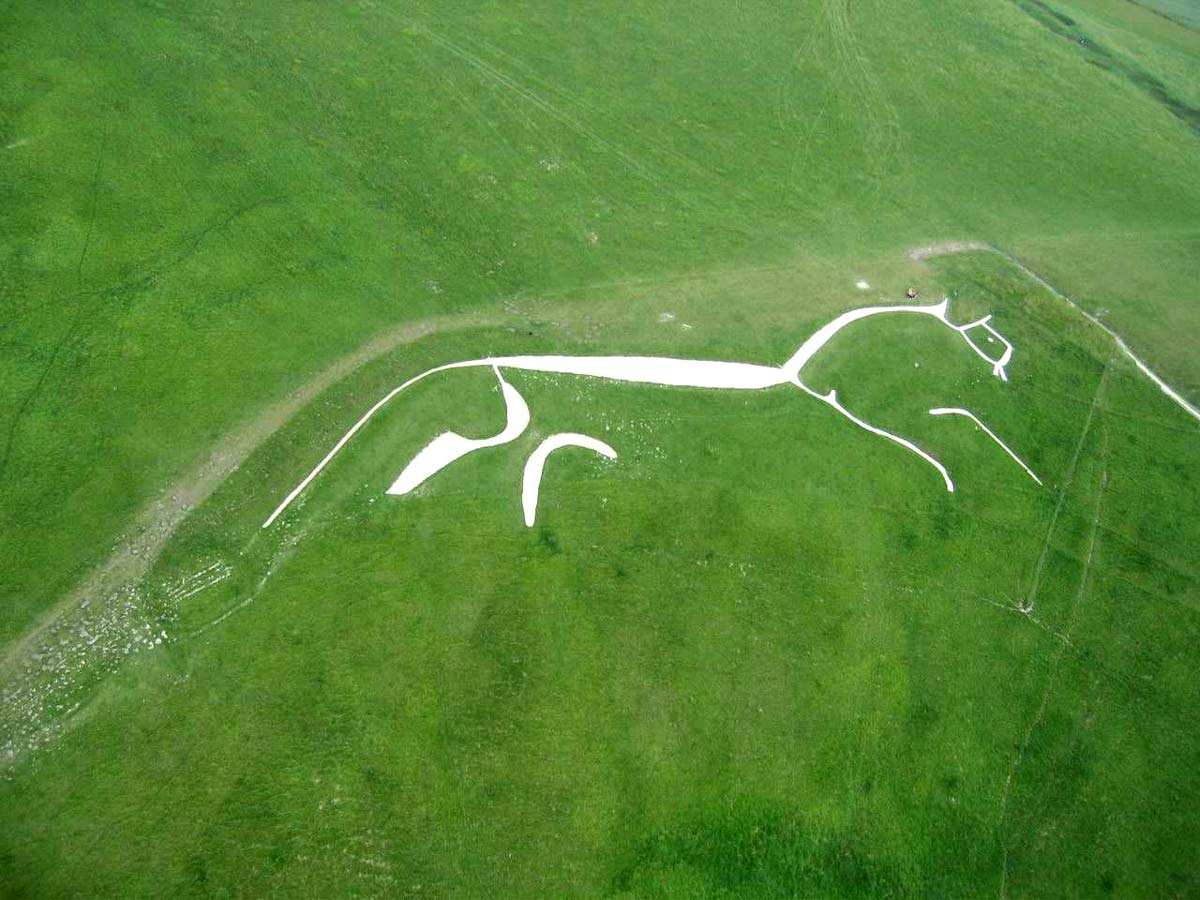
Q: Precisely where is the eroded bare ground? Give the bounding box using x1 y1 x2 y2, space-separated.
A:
0 311 506 766
907 240 990 261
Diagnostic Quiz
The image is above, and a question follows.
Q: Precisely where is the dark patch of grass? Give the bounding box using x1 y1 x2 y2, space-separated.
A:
612 799 913 897
1017 0 1200 131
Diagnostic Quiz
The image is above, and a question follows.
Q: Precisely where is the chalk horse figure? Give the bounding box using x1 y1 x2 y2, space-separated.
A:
263 298 1041 529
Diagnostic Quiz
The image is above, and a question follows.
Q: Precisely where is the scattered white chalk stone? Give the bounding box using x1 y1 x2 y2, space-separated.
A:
855 280 870 290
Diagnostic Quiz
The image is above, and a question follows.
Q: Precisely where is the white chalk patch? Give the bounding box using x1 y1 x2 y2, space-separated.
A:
4 138 29 150
522 433 617 526
486 355 789 389
658 312 676 323
855 280 870 290
163 561 232 602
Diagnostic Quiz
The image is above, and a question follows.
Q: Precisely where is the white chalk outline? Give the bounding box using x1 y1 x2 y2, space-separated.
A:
385 366 530 495
522 434 617 526
929 408 1042 486
264 298 1035 529
817 388 956 492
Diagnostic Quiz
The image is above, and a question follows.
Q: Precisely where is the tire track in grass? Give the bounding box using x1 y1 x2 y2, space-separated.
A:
998 406 1109 898
817 0 905 199
1022 364 1109 614
448 28 723 189
415 25 662 188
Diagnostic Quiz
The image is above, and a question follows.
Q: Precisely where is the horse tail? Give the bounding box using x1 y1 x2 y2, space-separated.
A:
261 359 487 527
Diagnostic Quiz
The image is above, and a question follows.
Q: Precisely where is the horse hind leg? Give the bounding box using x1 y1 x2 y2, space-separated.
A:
522 433 617 527
386 366 531 495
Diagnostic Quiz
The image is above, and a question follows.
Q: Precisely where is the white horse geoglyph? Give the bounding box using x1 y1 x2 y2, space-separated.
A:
264 298 1040 529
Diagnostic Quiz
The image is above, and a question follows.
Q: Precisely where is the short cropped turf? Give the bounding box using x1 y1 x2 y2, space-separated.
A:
2 0 1199 896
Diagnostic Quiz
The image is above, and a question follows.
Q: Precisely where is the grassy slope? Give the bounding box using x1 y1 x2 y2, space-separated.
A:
2 0 1199 895
4 254 1199 897
3 0 1199 642
1009 0 1200 396
1061 0 1200 107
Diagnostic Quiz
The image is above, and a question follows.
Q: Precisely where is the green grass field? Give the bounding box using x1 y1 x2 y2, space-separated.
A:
3 1 1200 896
1134 0 1200 30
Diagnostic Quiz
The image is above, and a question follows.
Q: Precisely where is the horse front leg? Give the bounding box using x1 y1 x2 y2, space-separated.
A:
809 385 955 492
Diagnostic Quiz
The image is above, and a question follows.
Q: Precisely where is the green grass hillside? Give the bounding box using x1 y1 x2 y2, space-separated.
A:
2 0 1199 896
1134 0 1200 29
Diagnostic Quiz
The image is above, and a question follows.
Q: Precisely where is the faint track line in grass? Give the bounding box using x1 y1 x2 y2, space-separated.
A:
1121 0 1199 29
0 130 110 485
1022 363 1108 614
108 196 280 297
998 409 1109 898
74 127 109 286
1013 226 1200 244
1102 564 1200 617
416 25 662 188
821 0 905 198
189 529 307 638
996 250 1200 422
978 595 1071 645
1014 0 1200 134
450 28 722 189
0 196 275 488
1 312 513 767
0 311 498 678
